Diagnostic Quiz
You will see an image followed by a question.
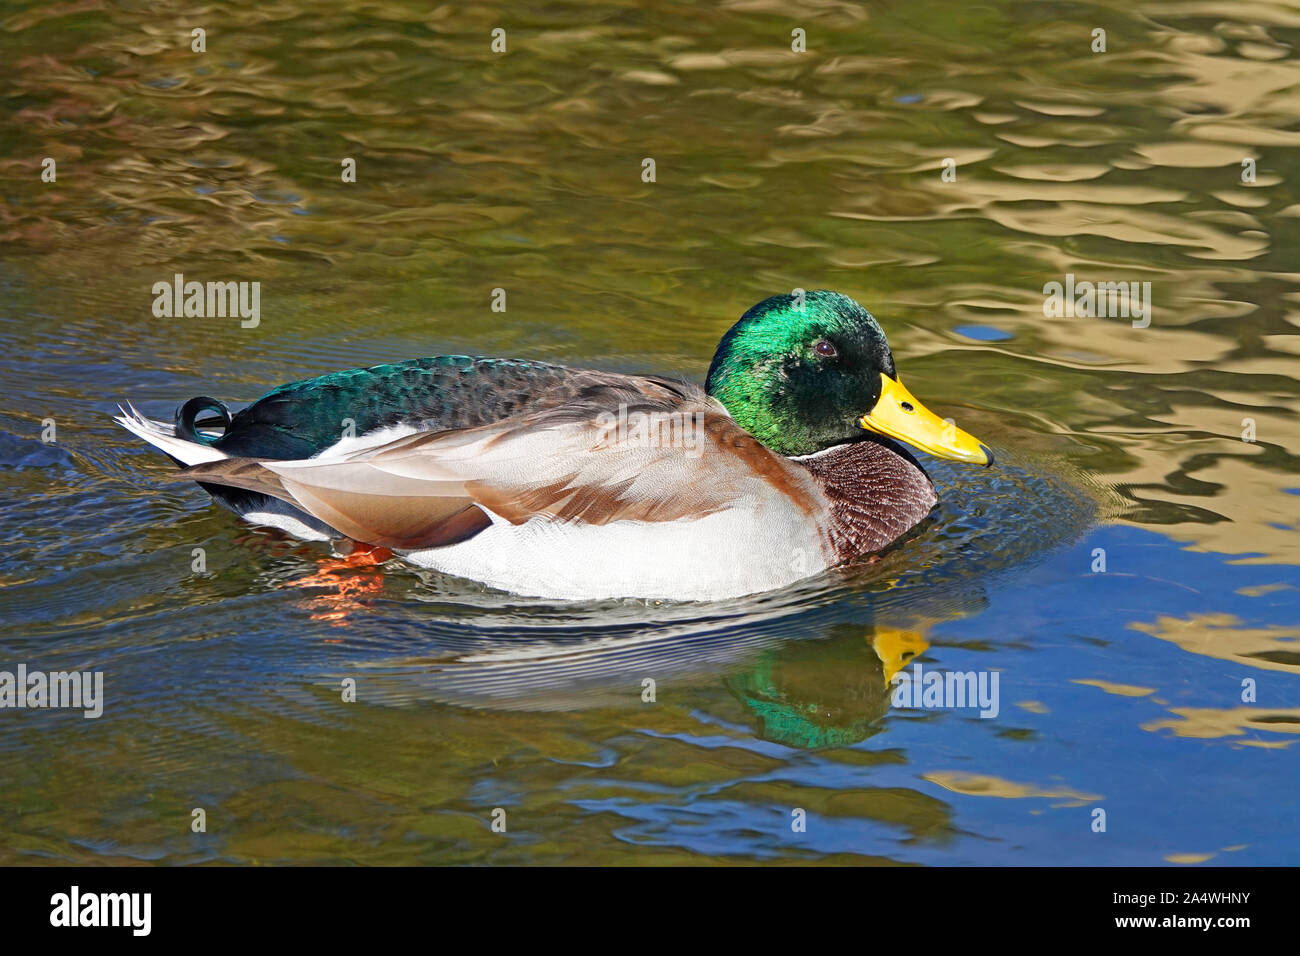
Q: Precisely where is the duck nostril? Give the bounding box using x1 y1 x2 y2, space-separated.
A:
900 401 914 413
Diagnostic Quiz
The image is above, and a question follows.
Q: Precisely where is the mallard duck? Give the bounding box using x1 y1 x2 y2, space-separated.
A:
117 290 991 601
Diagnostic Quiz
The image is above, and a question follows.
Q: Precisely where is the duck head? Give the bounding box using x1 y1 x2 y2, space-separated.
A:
706 290 992 463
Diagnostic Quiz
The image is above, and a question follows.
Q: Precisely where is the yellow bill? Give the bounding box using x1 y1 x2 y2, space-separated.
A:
859 374 992 466
870 626 931 689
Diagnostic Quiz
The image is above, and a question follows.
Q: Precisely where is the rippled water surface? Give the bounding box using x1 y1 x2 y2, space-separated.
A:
1 0 1298 865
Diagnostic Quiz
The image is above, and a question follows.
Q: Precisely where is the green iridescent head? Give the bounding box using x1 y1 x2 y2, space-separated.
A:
705 290 897 457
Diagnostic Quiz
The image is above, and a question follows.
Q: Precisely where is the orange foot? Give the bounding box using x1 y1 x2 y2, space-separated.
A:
332 539 395 566
288 541 392 628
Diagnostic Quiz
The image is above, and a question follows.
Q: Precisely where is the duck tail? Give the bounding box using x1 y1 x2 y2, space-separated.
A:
113 402 227 466
175 396 232 446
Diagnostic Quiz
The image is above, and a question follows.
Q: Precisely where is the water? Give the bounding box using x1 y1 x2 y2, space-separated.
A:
1 0 1297 865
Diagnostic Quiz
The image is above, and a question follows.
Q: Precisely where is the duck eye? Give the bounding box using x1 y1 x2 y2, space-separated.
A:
813 339 837 358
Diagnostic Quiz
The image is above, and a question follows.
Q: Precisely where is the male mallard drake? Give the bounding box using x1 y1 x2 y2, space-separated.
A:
117 291 991 601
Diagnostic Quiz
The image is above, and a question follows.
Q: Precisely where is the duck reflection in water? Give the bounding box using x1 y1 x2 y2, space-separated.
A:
727 624 931 749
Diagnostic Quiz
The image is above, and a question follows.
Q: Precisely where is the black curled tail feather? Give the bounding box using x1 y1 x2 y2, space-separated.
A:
176 397 232 445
